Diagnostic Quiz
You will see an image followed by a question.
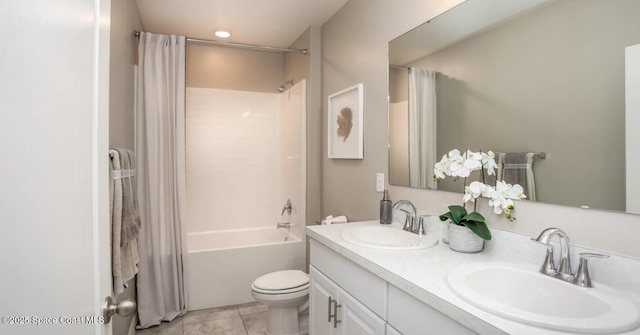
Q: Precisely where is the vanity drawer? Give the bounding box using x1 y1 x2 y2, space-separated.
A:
310 239 387 318
388 284 477 335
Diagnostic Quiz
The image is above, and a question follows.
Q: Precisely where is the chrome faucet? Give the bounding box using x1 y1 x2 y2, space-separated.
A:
277 199 292 229
532 228 609 287
276 222 291 229
415 214 429 236
392 200 417 233
281 199 292 216
533 228 573 278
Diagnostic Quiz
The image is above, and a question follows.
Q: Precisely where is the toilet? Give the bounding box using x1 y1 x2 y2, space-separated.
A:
251 270 310 335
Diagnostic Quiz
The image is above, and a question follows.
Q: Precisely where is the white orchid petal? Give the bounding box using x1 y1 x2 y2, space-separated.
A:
463 159 482 171
467 151 483 161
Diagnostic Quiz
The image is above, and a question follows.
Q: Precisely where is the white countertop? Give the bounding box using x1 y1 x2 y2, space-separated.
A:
306 220 640 335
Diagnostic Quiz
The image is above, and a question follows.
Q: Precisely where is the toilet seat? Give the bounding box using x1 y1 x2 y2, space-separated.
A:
252 282 309 295
252 270 309 295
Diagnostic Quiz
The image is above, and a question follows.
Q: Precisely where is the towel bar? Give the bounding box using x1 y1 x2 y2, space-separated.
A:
535 152 546 159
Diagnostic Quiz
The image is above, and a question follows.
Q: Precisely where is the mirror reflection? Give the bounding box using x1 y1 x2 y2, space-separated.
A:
388 0 640 213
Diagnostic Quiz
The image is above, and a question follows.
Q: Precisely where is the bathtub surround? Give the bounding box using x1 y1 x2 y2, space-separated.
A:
186 88 280 233
185 82 307 310
136 32 190 328
186 82 306 239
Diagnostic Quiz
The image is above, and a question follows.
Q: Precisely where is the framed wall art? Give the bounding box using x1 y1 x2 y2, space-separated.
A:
327 83 364 159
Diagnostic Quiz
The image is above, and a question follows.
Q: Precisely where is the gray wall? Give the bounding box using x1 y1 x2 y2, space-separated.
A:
110 0 142 149
187 43 284 92
321 0 462 222
284 26 323 231
109 0 143 333
321 0 640 258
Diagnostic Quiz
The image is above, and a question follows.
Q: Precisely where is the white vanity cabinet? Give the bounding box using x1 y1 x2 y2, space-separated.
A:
309 239 387 335
386 325 403 335
387 284 477 335
310 266 386 335
309 238 479 335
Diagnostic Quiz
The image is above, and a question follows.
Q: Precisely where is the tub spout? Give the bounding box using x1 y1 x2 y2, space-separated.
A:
277 222 291 229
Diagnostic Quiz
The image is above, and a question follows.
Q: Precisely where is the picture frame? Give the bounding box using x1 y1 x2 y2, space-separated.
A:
327 83 364 159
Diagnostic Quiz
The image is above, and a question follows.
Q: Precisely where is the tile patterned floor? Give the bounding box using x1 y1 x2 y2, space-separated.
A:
135 302 308 335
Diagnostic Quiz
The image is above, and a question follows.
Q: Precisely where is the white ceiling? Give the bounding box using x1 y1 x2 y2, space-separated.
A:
135 0 348 49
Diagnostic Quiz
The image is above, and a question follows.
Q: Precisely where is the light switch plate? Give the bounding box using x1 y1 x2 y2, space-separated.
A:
376 173 384 192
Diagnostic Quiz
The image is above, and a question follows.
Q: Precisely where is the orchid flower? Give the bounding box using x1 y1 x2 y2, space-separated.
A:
481 151 498 176
434 148 525 222
448 150 483 178
463 181 490 203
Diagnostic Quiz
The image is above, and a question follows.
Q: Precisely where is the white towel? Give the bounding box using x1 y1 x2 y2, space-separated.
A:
321 215 348 225
110 148 140 295
119 149 140 247
497 152 537 201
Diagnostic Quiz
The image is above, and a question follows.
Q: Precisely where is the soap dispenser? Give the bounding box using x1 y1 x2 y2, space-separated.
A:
380 190 392 224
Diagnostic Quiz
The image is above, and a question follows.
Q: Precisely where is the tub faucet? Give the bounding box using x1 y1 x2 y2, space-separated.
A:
392 200 417 232
276 222 291 229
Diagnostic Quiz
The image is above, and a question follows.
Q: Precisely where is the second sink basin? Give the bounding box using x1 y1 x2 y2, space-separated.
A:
447 262 640 333
340 225 438 250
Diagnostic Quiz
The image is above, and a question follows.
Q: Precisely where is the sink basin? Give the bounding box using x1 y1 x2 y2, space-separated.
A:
340 225 438 250
447 262 640 333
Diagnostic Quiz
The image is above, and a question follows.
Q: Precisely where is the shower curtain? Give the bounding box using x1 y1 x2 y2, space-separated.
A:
135 32 189 328
408 67 437 189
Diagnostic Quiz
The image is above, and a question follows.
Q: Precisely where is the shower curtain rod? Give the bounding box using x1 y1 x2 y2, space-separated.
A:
390 64 410 70
134 32 307 55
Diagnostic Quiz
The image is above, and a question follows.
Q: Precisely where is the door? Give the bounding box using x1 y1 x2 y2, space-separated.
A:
339 287 386 335
0 0 112 334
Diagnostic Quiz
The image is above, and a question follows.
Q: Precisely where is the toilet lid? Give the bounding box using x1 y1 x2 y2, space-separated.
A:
253 270 309 291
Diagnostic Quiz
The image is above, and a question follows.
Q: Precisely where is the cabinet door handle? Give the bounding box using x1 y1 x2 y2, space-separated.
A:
328 296 342 328
332 299 342 328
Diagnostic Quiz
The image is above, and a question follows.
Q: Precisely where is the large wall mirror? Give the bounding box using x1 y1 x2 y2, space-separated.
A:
388 0 640 214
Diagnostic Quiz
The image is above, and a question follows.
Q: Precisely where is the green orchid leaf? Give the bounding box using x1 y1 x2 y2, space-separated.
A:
462 211 485 223
448 205 467 223
439 213 453 222
462 221 492 240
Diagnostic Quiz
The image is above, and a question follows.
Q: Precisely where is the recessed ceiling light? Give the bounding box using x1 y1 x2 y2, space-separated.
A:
214 30 231 38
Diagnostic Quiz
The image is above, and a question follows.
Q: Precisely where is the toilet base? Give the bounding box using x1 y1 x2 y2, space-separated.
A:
266 306 307 335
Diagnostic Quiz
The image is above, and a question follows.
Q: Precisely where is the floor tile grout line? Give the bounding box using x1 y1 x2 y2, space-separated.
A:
136 302 267 335
239 307 250 335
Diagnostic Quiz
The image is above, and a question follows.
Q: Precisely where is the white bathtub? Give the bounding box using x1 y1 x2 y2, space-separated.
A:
187 226 306 311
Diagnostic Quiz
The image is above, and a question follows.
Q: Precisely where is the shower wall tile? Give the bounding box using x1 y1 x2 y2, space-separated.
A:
186 88 279 233
277 82 305 238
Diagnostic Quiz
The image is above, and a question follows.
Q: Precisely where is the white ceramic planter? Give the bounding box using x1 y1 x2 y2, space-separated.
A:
448 223 484 253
